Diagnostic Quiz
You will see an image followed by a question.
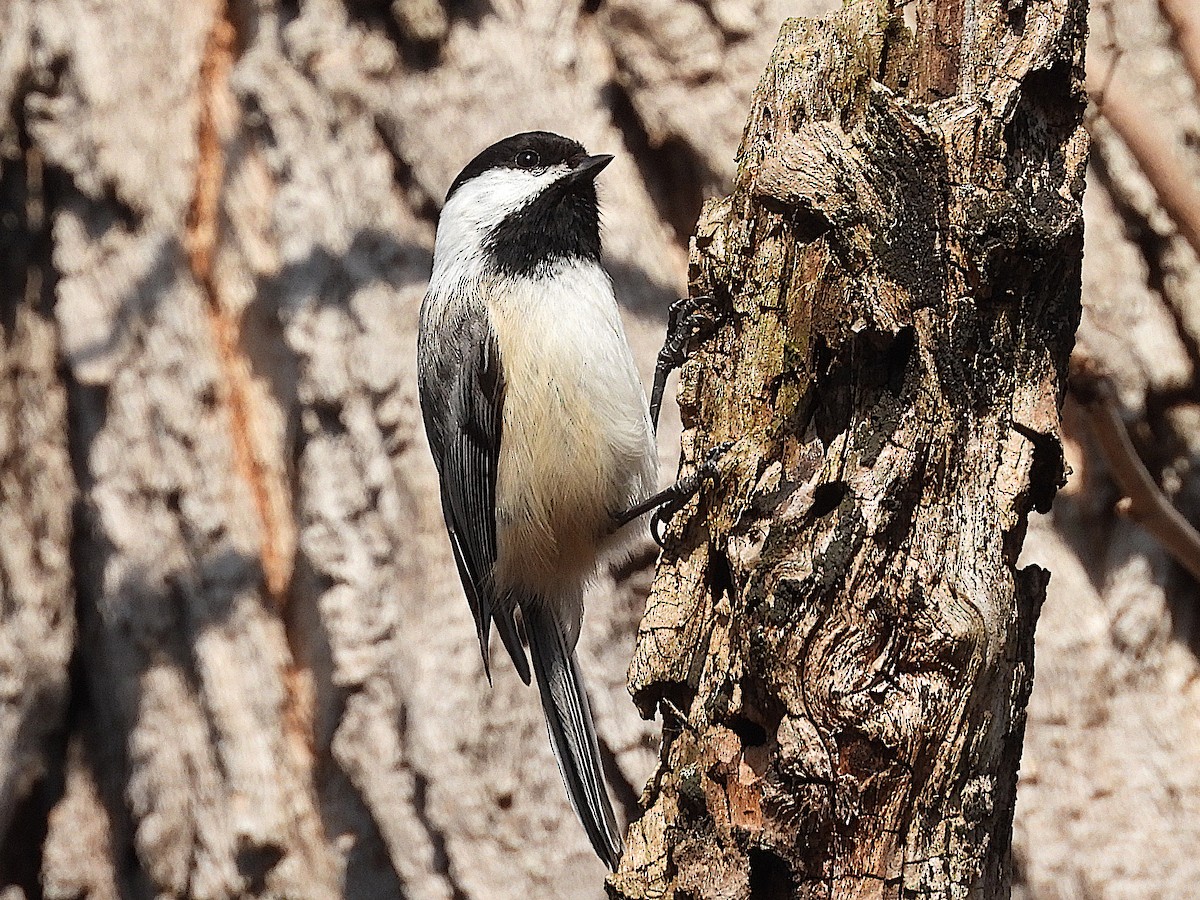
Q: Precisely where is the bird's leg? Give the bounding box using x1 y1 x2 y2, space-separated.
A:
658 698 698 735
649 294 728 433
614 441 733 546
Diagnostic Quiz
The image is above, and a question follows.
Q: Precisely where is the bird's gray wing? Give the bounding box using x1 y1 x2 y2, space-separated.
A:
418 303 531 684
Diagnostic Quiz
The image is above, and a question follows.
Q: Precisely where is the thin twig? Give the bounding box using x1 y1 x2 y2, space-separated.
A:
1089 0 1124 107
1090 74 1200 267
1073 368 1200 583
1159 0 1200 98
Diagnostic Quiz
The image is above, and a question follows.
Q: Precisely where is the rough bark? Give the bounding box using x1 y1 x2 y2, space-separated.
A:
1010 2 1200 895
6 0 1200 898
0 0 827 896
614 3 1088 898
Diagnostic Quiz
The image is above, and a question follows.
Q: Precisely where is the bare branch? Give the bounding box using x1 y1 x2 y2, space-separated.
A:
1091 72 1200 265
1160 0 1200 98
1073 366 1200 584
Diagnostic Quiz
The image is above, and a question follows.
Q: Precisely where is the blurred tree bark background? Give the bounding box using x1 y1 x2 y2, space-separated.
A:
0 0 1197 898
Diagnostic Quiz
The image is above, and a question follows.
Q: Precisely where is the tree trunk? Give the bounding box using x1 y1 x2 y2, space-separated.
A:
25 1 1200 898
1 0 838 896
613 2 1088 898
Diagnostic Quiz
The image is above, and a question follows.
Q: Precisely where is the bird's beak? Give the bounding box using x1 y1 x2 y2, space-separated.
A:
564 154 614 186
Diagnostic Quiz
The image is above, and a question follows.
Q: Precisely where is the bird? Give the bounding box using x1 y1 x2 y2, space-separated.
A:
416 131 659 870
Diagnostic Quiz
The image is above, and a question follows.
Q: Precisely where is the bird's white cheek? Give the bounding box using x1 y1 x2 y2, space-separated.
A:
434 165 571 274
442 169 540 223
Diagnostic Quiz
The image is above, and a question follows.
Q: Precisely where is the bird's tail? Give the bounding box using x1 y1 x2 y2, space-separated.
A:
523 602 623 871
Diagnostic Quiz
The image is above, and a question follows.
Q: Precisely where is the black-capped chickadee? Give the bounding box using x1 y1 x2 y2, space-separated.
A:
417 131 659 869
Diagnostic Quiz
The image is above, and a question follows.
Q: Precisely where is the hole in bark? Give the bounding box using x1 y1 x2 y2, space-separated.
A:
808 338 858 448
728 715 768 747
748 847 794 898
786 208 832 244
708 549 736 607
808 481 848 519
236 840 285 894
751 189 831 243
885 326 915 391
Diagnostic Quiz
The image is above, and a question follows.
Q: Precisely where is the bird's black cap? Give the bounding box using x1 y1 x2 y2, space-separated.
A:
446 131 595 202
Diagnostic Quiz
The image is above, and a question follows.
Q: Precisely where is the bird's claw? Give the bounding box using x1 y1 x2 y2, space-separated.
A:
650 294 729 433
649 440 735 547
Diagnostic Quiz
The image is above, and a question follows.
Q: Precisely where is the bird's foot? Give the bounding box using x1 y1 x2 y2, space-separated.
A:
648 440 733 546
649 294 731 433
614 440 733 545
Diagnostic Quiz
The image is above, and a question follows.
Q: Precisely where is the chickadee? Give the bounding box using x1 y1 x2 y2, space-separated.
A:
417 131 658 869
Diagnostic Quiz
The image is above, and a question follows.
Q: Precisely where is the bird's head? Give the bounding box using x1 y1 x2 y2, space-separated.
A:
435 131 614 278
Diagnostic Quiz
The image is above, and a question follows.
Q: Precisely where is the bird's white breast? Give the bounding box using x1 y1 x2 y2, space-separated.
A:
487 260 657 595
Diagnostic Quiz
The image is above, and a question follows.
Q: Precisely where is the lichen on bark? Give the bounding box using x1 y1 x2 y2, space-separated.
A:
615 2 1089 897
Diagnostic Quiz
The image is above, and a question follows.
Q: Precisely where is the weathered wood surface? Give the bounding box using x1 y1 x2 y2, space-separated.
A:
0 0 824 896
1 0 1199 897
1011 2 1200 896
613 2 1089 896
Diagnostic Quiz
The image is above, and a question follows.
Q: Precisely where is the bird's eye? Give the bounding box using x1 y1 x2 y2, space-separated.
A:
516 150 540 169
